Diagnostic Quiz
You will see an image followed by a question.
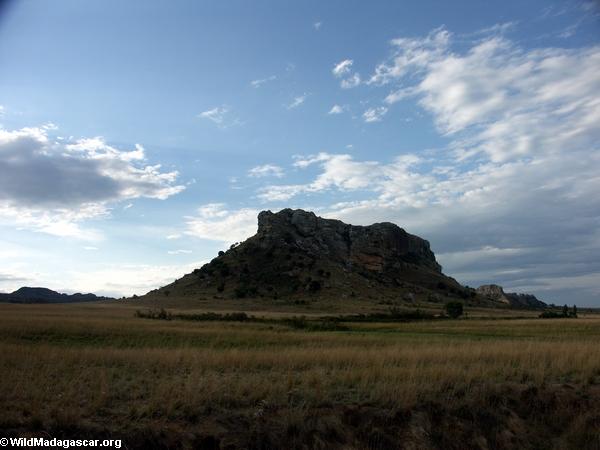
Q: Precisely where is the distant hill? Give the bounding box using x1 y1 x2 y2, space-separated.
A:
143 209 541 308
0 287 114 304
476 284 546 309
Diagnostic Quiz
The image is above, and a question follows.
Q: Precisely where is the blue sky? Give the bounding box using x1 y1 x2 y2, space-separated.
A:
0 0 599 304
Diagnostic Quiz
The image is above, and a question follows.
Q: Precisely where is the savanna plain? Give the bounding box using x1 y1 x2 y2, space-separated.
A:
1 302 600 449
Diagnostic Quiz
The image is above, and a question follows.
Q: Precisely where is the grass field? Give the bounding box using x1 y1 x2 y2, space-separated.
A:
1 302 600 449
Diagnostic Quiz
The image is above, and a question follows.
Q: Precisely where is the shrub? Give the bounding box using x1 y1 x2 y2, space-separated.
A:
135 308 172 320
539 310 564 318
445 301 464 319
539 305 578 319
308 280 321 292
234 287 247 298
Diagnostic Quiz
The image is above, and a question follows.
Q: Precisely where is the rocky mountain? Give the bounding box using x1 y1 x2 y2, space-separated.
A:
144 209 509 307
476 284 546 309
0 287 114 304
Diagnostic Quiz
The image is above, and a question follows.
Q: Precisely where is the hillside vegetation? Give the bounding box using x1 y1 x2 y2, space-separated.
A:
142 209 543 310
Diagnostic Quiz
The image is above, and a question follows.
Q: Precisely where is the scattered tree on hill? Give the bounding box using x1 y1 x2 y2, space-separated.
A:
445 301 463 319
562 304 569 317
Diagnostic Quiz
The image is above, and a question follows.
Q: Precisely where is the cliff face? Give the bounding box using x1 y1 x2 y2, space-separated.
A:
147 209 485 305
256 209 442 274
476 284 546 309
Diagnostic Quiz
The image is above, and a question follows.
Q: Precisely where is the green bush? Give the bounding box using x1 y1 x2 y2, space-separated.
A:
445 301 464 319
539 305 578 319
135 308 172 320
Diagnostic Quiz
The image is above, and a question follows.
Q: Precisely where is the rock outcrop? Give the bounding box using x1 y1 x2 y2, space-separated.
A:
256 209 442 274
146 209 489 305
476 284 546 309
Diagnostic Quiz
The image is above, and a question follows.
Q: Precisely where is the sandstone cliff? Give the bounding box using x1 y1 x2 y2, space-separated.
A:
145 209 491 306
476 284 546 309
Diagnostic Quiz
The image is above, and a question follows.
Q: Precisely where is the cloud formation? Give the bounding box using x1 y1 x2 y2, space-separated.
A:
362 106 388 123
65 261 206 297
332 59 361 89
332 59 353 77
248 164 284 178
247 29 600 304
287 93 308 109
185 203 259 244
250 75 277 88
198 105 241 127
0 126 184 238
328 104 345 115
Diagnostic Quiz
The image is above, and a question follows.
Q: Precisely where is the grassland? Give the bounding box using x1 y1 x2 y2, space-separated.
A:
1 302 600 449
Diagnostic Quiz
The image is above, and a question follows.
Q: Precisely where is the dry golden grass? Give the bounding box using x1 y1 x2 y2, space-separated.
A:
1 302 600 449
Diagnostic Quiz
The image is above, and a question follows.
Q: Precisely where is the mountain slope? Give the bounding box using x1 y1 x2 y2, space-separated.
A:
144 209 507 307
0 287 114 304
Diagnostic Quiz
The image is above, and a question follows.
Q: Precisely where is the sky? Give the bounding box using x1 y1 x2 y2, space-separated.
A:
0 0 599 305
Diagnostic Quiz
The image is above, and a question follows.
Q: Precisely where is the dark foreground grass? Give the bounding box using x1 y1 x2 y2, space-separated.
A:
133 307 437 331
1 303 600 449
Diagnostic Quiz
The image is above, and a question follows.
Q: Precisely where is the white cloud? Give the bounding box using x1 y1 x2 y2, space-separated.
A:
366 27 600 161
167 249 192 255
0 261 206 298
248 164 284 178
83 246 99 251
198 106 228 124
260 153 416 201
384 87 417 104
437 246 533 272
292 152 331 168
362 106 388 123
287 93 308 109
328 104 345 115
332 59 353 77
0 126 184 238
166 233 181 240
248 30 600 303
313 21 322 30
64 261 206 297
0 204 105 240
198 105 241 127
368 27 451 86
341 73 361 89
250 75 277 88
185 203 259 244
332 59 361 89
